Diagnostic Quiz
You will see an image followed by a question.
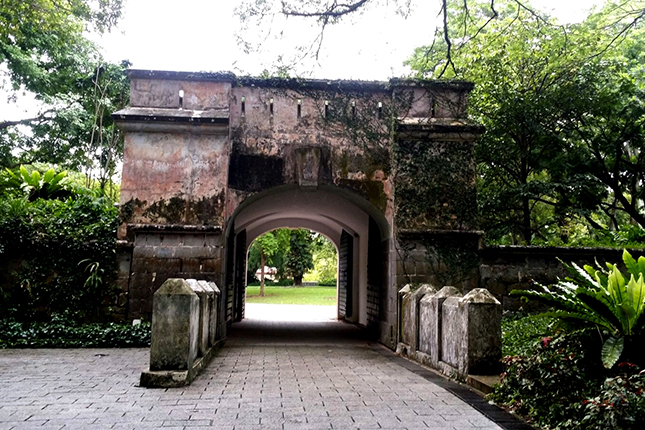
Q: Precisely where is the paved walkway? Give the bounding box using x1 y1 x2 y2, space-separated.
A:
0 305 530 430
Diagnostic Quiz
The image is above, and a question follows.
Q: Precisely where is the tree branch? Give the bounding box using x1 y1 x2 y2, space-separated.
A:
281 0 371 18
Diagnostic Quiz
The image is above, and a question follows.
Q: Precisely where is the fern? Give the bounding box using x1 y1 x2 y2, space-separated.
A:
512 250 645 368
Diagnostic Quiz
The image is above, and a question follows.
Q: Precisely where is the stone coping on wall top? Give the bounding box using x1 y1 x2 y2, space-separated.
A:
481 245 645 257
113 107 229 124
128 223 223 233
116 240 134 249
396 119 486 135
126 69 475 92
397 229 484 237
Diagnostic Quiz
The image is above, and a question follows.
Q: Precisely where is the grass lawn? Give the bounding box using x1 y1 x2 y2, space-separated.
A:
245 286 336 305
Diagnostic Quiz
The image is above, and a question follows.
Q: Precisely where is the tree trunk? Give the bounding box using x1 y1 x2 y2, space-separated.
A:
260 249 265 297
294 275 303 286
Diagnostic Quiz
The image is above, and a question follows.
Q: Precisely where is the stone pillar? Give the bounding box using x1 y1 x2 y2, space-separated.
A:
149 279 199 372
207 281 221 346
187 279 214 358
440 288 501 378
463 289 502 375
392 83 484 293
419 286 461 366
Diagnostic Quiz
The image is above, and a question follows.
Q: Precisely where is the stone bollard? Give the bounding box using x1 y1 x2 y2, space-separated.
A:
397 285 411 347
207 282 221 346
418 286 461 367
440 288 501 379
140 278 226 388
147 279 199 373
398 284 435 355
187 279 213 358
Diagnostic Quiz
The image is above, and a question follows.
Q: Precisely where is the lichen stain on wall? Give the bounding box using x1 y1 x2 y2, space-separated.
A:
394 140 477 231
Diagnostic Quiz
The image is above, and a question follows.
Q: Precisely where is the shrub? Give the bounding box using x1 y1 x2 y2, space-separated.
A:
490 332 605 428
247 278 294 287
318 279 337 287
501 313 557 357
512 249 645 368
0 314 150 348
0 193 118 321
581 366 645 429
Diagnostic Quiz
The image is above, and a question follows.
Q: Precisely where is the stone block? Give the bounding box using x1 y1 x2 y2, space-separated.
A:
204 281 220 345
440 296 466 372
186 279 214 357
182 258 202 273
440 288 501 379
200 258 221 273
461 289 502 375
149 279 199 371
419 286 461 366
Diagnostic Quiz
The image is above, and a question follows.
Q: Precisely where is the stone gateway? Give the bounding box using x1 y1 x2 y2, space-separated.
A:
114 70 495 378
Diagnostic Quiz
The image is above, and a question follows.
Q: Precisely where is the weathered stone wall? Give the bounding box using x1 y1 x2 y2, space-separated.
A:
480 246 645 311
127 228 223 320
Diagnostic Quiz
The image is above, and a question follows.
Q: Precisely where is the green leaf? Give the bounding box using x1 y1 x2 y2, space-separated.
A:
19 165 30 183
601 335 624 369
43 168 55 183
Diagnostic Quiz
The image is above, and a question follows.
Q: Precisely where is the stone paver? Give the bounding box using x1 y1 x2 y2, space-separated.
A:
0 305 528 429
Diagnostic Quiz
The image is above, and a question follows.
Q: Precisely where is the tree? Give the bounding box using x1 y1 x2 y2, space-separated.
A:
0 0 127 178
0 0 122 104
250 232 280 296
311 235 338 283
235 0 645 76
406 0 645 244
285 230 315 286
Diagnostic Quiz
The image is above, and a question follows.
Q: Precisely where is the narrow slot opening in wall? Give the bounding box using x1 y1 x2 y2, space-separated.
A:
179 90 184 109
378 102 383 119
351 101 356 118
241 96 246 116
324 100 329 118
297 99 302 119
270 98 274 116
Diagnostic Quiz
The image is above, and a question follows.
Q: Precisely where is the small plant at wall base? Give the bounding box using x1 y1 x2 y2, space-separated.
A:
511 249 645 369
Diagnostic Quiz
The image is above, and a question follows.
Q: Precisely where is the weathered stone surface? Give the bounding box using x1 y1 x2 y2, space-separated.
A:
419 286 461 365
438 288 501 379
114 70 485 355
186 279 213 357
149 279 199 371
461 288 502 375
440 296 466 373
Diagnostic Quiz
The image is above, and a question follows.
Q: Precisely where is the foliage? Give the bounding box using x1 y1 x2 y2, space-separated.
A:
581 366 645 429
304 234 337 284
0 314 150 348
245 286 336 305
407 0 645 245
0 0 122 99
285 229 315 286
248 228 290 276
501 313 557 357
489 330 645 430
3 165 71 201
247 278 294 287
318 279 337 287
512 250 645 368
0 0 129 188
248 228 317 287
0 191 118 321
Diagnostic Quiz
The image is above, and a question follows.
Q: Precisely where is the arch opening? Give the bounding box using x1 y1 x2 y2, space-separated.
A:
225 186 389 334
244 228 339 322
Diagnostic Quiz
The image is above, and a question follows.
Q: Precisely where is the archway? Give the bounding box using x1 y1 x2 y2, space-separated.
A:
225 185 389 331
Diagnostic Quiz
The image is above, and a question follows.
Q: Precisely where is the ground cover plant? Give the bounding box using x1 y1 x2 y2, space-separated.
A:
0 313 151 348
491 250 645 429
245 286 336 305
